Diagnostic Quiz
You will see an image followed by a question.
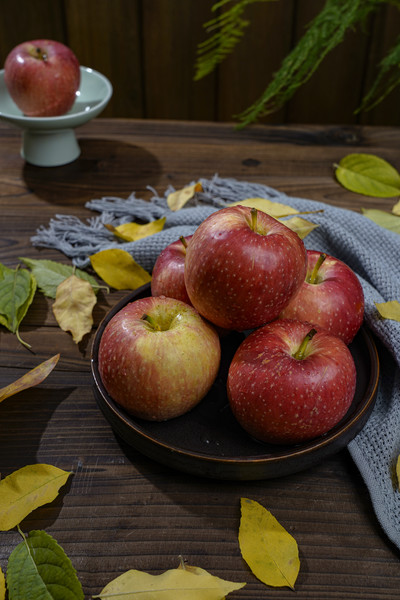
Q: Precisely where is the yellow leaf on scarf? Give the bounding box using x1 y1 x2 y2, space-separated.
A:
105 217 167 242
0 464 72 531
52 275 97 343
281 216 319 240
375 300 400 322
167 182 203 211
392 199 400 216
0 354 59 403
0 567 5 600
229 197 299 217
90 248 151 290
94 564 245 599
239 498 300 589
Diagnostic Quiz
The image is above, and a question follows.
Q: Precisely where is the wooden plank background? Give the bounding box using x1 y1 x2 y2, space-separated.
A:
1 0 400 126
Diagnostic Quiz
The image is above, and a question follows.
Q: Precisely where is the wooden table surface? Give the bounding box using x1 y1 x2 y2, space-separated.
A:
0 118 399 599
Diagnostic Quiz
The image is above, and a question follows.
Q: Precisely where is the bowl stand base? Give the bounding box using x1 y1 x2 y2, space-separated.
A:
21 128 81 167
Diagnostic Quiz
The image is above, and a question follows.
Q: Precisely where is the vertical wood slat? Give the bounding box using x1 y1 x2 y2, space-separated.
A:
0 0 399 126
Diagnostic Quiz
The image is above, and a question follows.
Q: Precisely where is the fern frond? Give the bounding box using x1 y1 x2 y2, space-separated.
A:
194 0 274 81
236 0 383 127
357 34 400 111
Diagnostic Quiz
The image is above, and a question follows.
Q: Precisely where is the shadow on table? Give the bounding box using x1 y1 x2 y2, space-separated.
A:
22 138 162 206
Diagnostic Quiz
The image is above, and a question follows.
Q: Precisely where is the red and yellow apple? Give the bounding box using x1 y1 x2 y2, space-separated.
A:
4 39 80 117
227 319 357 444
151 235 192 304
184 205 307 331
280 250 364 344
98 295 221 421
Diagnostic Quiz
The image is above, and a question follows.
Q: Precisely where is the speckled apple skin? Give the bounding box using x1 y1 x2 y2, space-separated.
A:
227 319 357 444
4 39 80 117
98 296 221 421
184 205 307 331
280 250 364 344
151 235 192 305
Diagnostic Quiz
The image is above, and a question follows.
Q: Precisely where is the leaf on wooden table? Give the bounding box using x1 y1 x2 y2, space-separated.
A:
94 563 245 599
7 529 84 600
167 182 203 211
0 354 59 404
392 199 400 216
229 197 299 217
334 153 400 197
0 567 5 600
239 497 300 589
375 300 400 322
90 248 152 290
105 217 167 242
0 263 36 349
0 464 72 531
52 275 97 343
281 216 318 239
361 208 400 234
20 257 102 298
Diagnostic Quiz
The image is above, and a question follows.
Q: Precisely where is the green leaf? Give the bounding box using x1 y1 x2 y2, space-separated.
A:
20 257 102 298
335 153 400 198
6 529 84 600
0 264 36 348
361 208 400 234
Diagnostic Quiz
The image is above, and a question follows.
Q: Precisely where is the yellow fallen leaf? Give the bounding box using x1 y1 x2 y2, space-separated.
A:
392 199 400 216
396 455 400 490
375 300 400 322
0 354 59 403
90 248 152 290
0 567 4 600
229 197 299 217
52 275 97 343
281 216 319 240
239 497 300 590
167 182 203 211
94 564 245 599
0 464 72 531
105 217 167 242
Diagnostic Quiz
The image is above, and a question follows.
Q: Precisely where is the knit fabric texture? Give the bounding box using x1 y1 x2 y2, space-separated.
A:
32 175 400 549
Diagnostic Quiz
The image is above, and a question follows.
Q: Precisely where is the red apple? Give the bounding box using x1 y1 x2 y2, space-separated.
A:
280 250 364 344
98 295 221 421
4 39 80 117
227 319 357 444
184 205 307 330
151 235 192 304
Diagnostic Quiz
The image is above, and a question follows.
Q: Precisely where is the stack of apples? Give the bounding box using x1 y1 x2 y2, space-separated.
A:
98 205 364 445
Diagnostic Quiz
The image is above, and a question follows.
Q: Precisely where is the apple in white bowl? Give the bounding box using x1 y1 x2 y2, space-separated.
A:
97 295 221 421
4 39 80 117
151 235 192 305
184 205 307 331
227 319 357 445
280 250 364 344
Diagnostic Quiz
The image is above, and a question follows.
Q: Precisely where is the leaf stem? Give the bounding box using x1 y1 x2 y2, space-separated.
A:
308 253 327 284
293 328 317 360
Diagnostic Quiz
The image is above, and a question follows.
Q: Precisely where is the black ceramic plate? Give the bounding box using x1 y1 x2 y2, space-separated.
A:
91 284 380 480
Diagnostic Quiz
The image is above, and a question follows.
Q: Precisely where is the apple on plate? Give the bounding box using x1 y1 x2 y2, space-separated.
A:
4 39 80 117
97 295 221 421
280 250 364 344
151 235 192 304
184 205 307 331
227 319 357 444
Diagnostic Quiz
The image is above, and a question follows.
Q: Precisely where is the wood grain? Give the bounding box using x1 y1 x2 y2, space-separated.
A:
0 119 399 599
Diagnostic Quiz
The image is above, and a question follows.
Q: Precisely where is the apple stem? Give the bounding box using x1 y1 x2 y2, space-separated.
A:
308 253 327 284
141 313 160 331
250 207 258 232
179 235 188 249
293 328 317 360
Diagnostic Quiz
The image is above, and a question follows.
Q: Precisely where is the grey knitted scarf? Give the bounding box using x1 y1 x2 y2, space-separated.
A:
32 175 400 550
